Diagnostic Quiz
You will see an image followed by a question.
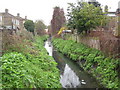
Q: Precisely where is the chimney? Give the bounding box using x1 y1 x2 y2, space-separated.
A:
17 13 20 17
25 16 27 20
5 9 8 13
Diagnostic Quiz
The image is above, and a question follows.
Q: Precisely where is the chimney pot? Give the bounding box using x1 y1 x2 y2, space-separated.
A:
25 16 27 20
17 13 20 17
5 9 8 13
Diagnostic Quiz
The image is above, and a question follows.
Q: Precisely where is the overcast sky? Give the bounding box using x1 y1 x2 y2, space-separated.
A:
0 0 119 25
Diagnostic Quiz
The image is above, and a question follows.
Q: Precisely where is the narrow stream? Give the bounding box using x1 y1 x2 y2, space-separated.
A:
44 39 103 88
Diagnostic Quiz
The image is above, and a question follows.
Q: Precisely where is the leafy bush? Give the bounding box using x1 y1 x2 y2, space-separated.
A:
1 36 61 88
52 38 119 88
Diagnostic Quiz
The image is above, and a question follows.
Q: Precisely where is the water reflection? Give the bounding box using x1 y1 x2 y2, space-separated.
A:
44 40 53 56
44 39 102 88
45 39 81 88
60 64 81 88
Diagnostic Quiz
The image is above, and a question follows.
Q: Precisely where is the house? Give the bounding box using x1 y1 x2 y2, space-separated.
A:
107 12 116 17
0 9 26 30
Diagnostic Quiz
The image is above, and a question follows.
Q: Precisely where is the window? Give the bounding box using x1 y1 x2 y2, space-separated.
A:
0 16 2 22
16 19 19 25
12 18 16 24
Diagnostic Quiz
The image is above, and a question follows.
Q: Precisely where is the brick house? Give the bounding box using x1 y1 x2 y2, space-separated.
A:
0 9 26 30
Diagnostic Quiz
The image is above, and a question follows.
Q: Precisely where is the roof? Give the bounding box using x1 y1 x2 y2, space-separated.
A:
107 12 116 17
16 16 25 21
0 12 25 20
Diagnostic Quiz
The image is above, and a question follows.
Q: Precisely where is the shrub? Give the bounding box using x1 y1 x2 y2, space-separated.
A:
52 38 119 88
1 36 61 88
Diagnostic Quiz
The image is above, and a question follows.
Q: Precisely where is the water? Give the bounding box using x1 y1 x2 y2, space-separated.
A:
44 39 103 88
44 40 53 56
60 64 80 88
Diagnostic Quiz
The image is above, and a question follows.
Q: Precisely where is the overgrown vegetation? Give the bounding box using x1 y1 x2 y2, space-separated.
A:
52 38 119 88
2 30 34 55
1 34 61 88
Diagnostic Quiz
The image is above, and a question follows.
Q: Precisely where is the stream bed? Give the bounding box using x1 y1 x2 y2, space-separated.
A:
44 39 103 88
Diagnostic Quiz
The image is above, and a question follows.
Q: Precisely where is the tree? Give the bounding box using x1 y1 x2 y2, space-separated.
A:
51 6 66 35
35 20 46 35
104 5 108 13
67 2 107 34
24 20 35 34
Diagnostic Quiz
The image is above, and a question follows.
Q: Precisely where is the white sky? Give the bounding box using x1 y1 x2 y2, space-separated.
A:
0 0 119 25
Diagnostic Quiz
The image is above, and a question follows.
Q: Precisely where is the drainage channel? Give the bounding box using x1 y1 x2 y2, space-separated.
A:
44 39 103 88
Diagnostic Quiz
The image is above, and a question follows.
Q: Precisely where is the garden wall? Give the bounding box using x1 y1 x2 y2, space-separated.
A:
65 32 120 57
66 34 100 50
